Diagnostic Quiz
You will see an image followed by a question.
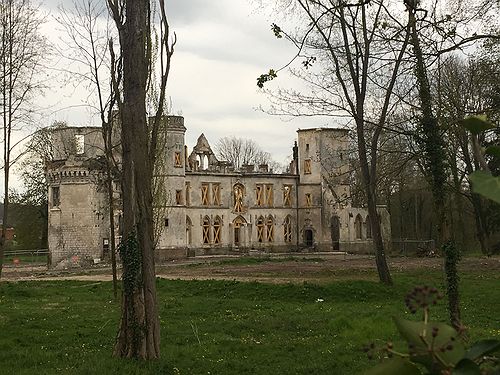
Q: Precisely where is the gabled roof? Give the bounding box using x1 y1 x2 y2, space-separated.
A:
192 133 214 154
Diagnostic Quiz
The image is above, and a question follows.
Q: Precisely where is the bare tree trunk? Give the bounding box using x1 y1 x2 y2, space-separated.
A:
111 0 160 359
0 165 9 279
470 194 490 255
356 118 393 285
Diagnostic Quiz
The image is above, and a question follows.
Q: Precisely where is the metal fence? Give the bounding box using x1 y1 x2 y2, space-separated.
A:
391 239 437 257
3 249 50 270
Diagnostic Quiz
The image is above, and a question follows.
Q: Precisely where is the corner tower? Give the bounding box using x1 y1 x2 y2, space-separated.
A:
296 128 351 251
155 116 188 258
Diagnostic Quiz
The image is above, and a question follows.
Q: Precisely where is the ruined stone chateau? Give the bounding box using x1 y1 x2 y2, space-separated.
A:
47 116 390 265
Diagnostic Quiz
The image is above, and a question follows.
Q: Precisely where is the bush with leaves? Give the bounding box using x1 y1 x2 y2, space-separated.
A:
462 116 500 204
364 286 500 374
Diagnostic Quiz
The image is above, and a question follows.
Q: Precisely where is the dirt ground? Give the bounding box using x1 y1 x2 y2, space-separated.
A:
2 254 499 283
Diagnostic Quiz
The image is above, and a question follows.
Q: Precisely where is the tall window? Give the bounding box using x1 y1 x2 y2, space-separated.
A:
51 186 60 207
202 216 211 244
201 183 210 206
175 190 183 205
233 216 245 245
355 214 363 240
256 184 273 206
212 183 221 206
283 185 292 207
174 151 182 167
213 216 222 244
284 216 292 243
186 216 192 245
266 215 274 242
304 159 311 174
305 193 312 207
366 216 372 239
265 185 273 206
233 184 244 213
257 216 265 242
185 182 191 206
256 185 264 206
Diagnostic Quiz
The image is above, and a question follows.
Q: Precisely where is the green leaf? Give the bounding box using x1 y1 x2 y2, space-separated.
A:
363 358 422 375
461 115 495 134
452 358 481 375
394 317 465 372
469 171 500 204
485 146 500 158
464 339 500 360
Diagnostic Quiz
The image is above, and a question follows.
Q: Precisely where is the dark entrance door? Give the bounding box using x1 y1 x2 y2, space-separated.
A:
331 216 340 250
304 229 314 247
234 227 240 245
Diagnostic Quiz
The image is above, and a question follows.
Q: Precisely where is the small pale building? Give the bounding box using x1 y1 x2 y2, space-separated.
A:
46 116 390 265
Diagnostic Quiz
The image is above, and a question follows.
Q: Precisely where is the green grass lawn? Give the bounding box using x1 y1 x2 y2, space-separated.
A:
0 269 498 374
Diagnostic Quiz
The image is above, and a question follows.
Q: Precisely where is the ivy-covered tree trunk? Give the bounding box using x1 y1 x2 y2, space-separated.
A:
111 0 160 359
407 4 461 330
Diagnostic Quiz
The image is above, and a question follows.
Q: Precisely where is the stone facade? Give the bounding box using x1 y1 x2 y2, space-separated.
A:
47 117 391 265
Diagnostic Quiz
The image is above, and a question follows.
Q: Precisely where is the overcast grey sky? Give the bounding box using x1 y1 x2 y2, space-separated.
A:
37 0 328 166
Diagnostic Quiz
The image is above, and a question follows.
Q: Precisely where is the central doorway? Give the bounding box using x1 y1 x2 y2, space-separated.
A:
233 216 246 247
304 229 314 247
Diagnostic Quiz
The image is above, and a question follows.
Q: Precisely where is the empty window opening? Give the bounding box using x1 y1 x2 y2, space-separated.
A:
355 214 363 240
51 186 60 207
186 216 192 245
175 190 183 205
233 216 245 245
185 182 191 206
366 216 372 239
284 216 292 243
304 229 314 247
331 216 340 251
257 216 265 242
202 154 209 170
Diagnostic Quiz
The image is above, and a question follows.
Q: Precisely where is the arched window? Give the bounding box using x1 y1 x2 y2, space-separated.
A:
213 216 222 244
202 216 211 244
266 215 274 242
283 215 292 243
257 216 265 242
365 215 372 239
233 216 246 245
355 214 363 240
233 183 244 213
202 154 209 170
